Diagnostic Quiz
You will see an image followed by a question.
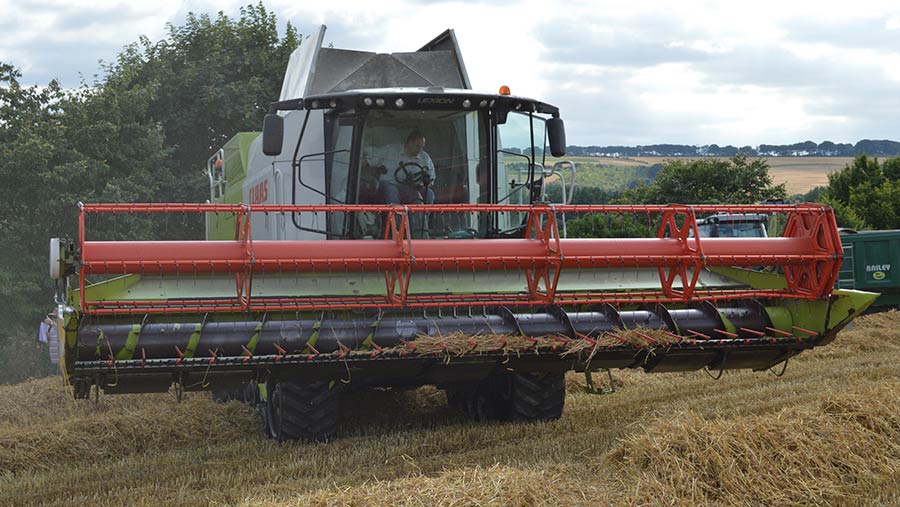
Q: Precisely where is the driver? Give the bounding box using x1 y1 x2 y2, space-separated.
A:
364 130 436 205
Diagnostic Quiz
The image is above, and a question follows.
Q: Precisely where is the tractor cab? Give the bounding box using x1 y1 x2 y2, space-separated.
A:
260 88 566 239
695 213 769 238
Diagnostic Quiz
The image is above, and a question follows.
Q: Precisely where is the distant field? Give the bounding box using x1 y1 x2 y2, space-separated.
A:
548 156 854 195
764 157 852 194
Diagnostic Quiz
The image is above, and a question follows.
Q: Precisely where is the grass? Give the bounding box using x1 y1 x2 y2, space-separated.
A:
1 311 899 506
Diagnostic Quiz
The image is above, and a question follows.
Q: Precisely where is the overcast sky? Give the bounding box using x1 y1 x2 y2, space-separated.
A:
2 0 899 146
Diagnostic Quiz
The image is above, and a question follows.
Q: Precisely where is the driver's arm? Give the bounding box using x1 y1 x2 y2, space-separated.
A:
422 152 436 185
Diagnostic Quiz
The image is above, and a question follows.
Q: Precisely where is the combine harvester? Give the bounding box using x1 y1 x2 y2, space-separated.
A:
50 27 877 441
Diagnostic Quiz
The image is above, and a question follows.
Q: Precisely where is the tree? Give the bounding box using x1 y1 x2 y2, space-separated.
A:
822 154 900 229
848 180 900 230
543 185 617 205
566 212 653 238
0 4 299 382
100 3 299 204
825 200 868 231
854 139 900 156
824 154 882 206
882 157 900 181
0 64 66 380
792 185 824 203
0 61 174 383
622 154 786 205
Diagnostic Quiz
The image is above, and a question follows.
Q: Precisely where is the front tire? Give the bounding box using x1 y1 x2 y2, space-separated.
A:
211 389 235 403
509 372 565 421
264 380 338 442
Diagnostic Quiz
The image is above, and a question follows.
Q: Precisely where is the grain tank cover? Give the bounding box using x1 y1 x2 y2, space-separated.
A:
280 25 471 102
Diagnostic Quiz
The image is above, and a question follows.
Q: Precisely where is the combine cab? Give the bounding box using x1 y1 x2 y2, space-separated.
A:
50 27 877 441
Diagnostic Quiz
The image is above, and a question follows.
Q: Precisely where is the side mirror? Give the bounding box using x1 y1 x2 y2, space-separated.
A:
262 113 284 156
547 117 566 157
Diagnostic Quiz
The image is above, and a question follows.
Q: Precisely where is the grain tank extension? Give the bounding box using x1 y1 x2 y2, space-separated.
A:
49 26 877 441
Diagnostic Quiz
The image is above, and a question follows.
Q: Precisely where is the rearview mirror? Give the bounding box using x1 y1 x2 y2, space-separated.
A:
262 114 284 156
547 117 566 157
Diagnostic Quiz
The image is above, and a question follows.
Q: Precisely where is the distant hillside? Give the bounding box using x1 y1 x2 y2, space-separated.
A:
566 139 900 158
544 156 850 195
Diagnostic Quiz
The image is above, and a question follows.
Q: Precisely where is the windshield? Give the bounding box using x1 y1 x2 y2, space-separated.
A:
496 112 547 203
697 220 767 238
327 109 490 238
321 107 552 239
360 109 488 202
496 111 548 231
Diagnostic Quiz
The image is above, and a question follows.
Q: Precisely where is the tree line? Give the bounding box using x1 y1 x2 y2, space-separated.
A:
0 4 298 383
555 153 900 238
567 139 900 158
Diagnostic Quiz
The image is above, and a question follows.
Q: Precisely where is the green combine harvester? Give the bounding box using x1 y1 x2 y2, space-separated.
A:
49 26 877 441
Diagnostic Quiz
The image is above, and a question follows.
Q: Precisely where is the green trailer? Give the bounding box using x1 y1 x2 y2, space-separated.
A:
838 229 900 307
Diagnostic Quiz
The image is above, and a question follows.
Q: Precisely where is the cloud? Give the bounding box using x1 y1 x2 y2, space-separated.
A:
0 0 179 84
1 0 898 145
786 15 900 49
534 13 724 67
523 2 900 145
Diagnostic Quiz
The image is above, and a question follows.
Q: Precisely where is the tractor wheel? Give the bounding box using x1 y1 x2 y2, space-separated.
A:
211 389 239 403
509 372 566 421
445 387 468 411
446 371 512 422
240 381 260 405
264 380 338 442
462 388 509 421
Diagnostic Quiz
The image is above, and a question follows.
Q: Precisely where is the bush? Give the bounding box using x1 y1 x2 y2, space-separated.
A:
0 325 55 384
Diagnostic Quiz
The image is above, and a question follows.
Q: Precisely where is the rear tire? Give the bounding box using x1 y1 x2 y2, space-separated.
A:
264 380 338 442
509 372 565 421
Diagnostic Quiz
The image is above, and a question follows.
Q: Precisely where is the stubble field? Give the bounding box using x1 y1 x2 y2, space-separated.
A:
1 311 898 507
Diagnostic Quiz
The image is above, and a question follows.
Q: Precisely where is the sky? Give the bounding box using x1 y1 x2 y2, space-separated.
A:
1 0 899 147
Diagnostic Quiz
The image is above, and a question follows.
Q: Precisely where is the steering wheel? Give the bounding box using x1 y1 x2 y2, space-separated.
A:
491 224 528 238
446 228 479 239
394 162 429 187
